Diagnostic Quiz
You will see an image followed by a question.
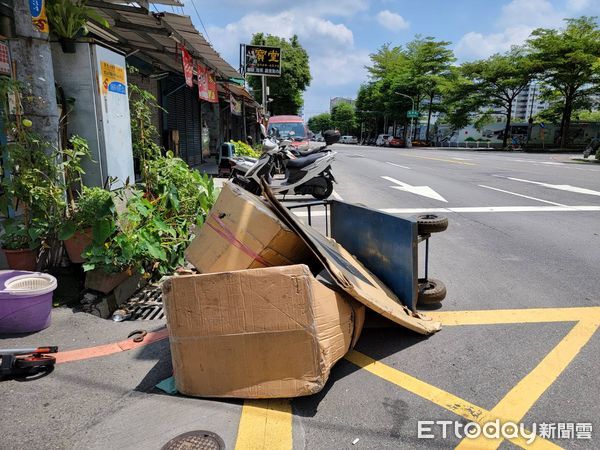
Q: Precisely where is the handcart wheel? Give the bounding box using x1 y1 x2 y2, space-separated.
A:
418 278 447 305
15 354 56 369
416 214 448 234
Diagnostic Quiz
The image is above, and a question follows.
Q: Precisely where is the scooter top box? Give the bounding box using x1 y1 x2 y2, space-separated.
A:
185 182 314 273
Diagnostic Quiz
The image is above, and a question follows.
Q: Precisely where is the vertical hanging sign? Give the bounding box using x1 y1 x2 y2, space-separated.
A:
207 70 218 103
181 47 193 87
29 0 49 33
197 63 209 101
230 94 241 116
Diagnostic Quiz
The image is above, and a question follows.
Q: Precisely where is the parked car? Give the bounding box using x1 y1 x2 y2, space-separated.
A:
268 115 310 151
339 135 358 144
388 136 405 147
376 134 391 146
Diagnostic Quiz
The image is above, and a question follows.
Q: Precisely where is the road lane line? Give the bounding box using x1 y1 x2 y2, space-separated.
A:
455 319 599 449
380 206 600 214
478 185 566 206
386 161 411 169
345 351 558 449
426 306 600 326
235 399 292 450
495 176 600 197
394 154 477 166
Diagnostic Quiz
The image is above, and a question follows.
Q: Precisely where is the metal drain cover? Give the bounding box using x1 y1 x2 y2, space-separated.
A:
161 430 225 450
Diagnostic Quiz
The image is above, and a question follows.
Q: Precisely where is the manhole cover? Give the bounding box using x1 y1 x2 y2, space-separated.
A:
161 430 225 450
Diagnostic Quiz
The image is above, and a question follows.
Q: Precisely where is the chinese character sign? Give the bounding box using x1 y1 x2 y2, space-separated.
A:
244 45 281 76
181 47 193 88
29 0 49 33
207 70 218 103
230 94 242 116
197 63 209 101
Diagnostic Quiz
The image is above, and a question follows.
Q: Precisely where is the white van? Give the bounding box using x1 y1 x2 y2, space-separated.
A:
376 134 391 146
339 135 358 144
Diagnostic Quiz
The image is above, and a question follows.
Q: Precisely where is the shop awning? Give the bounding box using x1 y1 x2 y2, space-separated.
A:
87 1 240 81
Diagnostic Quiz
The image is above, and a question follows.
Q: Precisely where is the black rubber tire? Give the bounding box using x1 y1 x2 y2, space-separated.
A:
418 278 447 305
312 178 334 200
416 214 448 234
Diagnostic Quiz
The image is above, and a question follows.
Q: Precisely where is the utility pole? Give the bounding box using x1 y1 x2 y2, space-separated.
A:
261 75 267 116
9 0 59 148
396 92 414 148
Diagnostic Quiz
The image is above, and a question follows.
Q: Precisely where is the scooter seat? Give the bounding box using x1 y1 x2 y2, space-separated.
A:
293 146 326 157
286 152 324 169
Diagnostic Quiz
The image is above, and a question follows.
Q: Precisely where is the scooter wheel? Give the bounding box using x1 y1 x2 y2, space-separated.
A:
312 178 333 200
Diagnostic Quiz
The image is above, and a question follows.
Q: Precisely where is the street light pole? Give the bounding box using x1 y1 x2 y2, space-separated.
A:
396 92 414 148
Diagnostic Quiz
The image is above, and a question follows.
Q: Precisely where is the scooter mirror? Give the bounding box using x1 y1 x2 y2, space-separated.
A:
260 123 267 137
323 130 341 146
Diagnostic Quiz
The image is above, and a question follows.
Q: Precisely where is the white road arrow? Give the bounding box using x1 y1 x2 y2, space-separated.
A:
501 176 600 197
381 176 448 202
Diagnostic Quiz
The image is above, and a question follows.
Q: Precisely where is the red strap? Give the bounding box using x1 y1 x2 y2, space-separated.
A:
207 213 272 267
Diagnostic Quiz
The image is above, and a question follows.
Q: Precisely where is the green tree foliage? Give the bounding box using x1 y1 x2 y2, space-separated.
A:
528 17 600 148
360 37 454 141
248 33 311 115
307 113 332 133
331 103 357 135
460 47 536 147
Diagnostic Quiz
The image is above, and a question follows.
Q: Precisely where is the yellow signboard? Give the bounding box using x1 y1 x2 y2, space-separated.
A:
29 0 49 34
100 61 126 95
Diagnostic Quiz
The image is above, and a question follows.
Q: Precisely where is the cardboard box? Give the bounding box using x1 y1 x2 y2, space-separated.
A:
162 264 364 398
185 182 313 273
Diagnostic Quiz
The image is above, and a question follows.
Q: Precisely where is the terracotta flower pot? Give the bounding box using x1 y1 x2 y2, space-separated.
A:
85 268 131 294
64 228 93 263
3 247 38 271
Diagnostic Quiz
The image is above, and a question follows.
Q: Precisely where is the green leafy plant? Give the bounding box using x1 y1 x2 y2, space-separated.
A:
59 186 113 241
231 140 261 158
46 0 109 40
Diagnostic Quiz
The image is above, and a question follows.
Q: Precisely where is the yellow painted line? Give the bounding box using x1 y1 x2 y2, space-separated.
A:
235 399 292 450
344 350 559 449
396 153 477 166
427 307 600 326
456 319 599 450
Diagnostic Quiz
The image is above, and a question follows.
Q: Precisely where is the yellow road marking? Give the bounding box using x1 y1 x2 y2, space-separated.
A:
235 399 292 450
427 306 600 326
456 319 599 449
345 350 560 449
396 153 477 166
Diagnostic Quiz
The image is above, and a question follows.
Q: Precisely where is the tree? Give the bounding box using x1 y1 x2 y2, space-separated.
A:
331 103 357 135
528 17 600 148
461 47 536 148
307 113 332 134
248 33 311 115
405 37 455 143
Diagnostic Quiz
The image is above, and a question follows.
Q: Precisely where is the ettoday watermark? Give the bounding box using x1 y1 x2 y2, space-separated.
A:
417 420 593 443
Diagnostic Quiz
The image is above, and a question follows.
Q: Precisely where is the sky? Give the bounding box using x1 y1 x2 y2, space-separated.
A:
177 0 600 118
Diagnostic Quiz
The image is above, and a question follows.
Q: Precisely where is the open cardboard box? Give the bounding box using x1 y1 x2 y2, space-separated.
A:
162 264 364 398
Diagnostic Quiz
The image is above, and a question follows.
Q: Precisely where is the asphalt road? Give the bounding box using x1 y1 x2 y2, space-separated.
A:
1 145 598 449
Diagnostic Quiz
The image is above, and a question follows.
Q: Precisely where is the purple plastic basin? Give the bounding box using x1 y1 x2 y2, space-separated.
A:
0 270 54 334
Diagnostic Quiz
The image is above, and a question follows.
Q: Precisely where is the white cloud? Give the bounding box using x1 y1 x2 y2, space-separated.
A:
376 10 410 32
455 0 569 60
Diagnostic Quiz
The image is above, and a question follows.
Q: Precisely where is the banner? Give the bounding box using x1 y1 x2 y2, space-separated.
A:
181 47 193 88
230 94 242 116
29 0 49 34
207 69 218 103
244 44 281 76
197 63 209 101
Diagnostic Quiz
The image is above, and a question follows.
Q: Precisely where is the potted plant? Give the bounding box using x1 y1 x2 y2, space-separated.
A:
46 0 110 53
0 220 43 270
59 186 113 263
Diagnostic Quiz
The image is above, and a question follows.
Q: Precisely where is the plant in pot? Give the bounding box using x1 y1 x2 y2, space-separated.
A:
59 186 113 263
46 0 110 53
0 219 45 271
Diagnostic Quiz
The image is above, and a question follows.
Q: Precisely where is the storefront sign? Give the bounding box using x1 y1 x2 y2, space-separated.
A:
181 47 193 88
197 63 209 101
207 70 218 103
244 44 281 76
100 61 126 95
29 0 49 33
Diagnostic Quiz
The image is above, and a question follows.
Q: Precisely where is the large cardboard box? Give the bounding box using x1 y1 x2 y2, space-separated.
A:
185 182 313 273
162 264 364 398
